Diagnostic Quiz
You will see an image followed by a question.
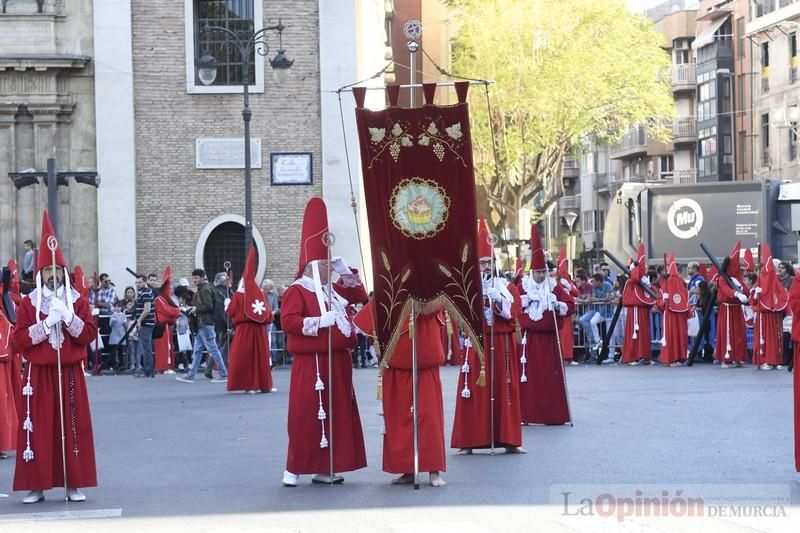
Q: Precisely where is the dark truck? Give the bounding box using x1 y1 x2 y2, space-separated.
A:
603 179 800 264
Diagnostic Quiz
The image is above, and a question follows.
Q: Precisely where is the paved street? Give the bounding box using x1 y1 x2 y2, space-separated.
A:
1 362 799 532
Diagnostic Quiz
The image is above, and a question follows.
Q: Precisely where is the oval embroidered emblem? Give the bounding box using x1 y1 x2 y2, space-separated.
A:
672 293 682 305
390 177 451 240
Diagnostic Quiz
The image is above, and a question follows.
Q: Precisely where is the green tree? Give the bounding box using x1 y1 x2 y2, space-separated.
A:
448 0 674 236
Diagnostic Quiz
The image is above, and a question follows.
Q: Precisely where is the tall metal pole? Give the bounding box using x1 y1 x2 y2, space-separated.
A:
47 158 58 238
242 62 253 256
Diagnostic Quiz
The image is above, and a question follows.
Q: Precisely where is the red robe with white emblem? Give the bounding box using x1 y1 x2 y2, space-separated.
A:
715 278 748 364
518 279 575 425
226 290 273 392
621 275 655 363
0 309 18 452
154 295 181 372
382 311 446 473
282 275 367 475
12 289 98 491
751 259 788 367
558 280 579 361
451 282 522 449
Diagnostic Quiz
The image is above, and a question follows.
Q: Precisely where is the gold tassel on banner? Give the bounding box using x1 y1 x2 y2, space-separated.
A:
476 363 487 387
445 311 454 336
408 309 416 340
514 317 523 345
376 374 384 400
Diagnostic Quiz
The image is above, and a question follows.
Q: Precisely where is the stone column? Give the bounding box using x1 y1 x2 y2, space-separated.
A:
0 109 16 263
14 106 37 263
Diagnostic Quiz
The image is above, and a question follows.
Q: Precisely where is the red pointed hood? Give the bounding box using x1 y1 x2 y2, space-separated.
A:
160 266 174 300
530 224 546 271
477 217 493 259
72 266 90 299
634 242 647 281
665 253 689 312
698 262 709 281
7 260 19 295
353 298 376 337
296 197 329 279
726 240 741 280
742 249 754 273
37 210 67 272
557 245 571 282
242 246 269 323
756 243 788 312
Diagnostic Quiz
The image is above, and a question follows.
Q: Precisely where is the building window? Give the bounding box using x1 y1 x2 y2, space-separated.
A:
698 73 716 122
738 74 745 112
737 17 745 58
791 33 798 83
184 0 265 94
582 210 596 233
762 42 770 94
699 127 718 178
791 125 798 162
761 113 770 167
659 155 674 180
755 0 776 18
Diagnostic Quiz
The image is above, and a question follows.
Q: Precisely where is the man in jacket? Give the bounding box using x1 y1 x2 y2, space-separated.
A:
177 269 228 383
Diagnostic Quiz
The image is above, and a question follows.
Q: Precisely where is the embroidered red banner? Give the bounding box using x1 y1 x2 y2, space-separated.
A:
354 83 484 362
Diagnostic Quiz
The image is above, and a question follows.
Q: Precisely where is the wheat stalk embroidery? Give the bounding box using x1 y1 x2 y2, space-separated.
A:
438 243 478 319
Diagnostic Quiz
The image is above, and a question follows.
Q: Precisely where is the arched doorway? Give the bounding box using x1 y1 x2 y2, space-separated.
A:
195 214 267 285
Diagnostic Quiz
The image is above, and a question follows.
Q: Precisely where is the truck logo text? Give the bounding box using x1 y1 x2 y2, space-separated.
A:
667 198 703 240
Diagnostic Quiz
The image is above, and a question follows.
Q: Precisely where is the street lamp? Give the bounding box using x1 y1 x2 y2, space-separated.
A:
197 19 293 255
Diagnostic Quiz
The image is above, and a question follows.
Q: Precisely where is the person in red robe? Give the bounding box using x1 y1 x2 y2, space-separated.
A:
227 246 274 393
751 245 787 370
12 211 98 503
715 241 749 368
518 224 575 425
0 281 18 459
657 253 690 366
6 262 23 403
280 198 367 487
451 217 524 455
787 272 800 474
355 299 448 487
557 246 580 365
154 267 181 374
621 243 656 365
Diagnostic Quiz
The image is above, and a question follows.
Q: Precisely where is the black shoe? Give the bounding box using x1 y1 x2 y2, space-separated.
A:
204 373 213 379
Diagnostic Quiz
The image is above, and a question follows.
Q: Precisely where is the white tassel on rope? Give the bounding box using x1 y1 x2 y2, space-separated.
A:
725 304 732 360
22 364 34 462
632 311 639 340
314 353 327 448
460 338 472 399
520 332 528 383
660 310 667 347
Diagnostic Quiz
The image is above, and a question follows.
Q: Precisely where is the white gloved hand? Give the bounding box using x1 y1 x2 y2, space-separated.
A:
485 287 502 303
735 292 749 304
641 276 651 287
224 297 231 312
44 312 60 328
754 287 763 295
559 278 571 289
318 310 337 328
547 293 558 308
556 301 568 316
662 292 669 301
331 257 353 276
50 297 72 323
520 295 531 308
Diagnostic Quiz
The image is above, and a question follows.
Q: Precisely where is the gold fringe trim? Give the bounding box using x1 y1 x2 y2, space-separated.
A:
476 365 486 387
445 311 454 336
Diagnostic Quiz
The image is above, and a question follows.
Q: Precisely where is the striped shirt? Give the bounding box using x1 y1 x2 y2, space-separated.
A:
135 286 155 327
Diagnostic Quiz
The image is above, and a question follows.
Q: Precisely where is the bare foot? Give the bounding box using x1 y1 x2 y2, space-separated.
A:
392 473 414 485
456 448 472 455
429 471 447 487
505 446 527 454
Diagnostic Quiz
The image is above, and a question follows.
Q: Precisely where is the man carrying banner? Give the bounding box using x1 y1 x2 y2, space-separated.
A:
518 225 575 425
621 243 656 365
451 217 524 455
716 241 749 368
154 267 181 374
280 198 367 487
12 211 98 503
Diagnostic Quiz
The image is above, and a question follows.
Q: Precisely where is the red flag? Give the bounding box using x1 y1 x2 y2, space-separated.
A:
354 82 484 362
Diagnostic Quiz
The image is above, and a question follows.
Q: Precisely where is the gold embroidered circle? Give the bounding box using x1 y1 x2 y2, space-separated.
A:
389 177 451 240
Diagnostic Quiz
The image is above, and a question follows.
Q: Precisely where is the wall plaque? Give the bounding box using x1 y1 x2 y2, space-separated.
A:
196 138 261 169
270 152 313 185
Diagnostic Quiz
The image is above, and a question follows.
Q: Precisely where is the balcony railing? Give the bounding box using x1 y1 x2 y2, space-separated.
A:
674 168 697 184
672 118 697 143
592 173 610 191
559 194 581 210
610 126 647 158
672 64 696 91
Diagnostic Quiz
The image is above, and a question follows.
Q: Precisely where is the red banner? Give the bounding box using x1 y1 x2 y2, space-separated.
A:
354 83 484 362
